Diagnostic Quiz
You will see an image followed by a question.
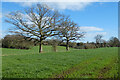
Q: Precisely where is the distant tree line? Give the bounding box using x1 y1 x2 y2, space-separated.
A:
75 35 120 49
1 34 119 51
94 34 120 48
42 34 120 49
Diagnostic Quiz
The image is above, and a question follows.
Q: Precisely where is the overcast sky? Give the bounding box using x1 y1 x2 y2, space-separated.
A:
1 1 118 42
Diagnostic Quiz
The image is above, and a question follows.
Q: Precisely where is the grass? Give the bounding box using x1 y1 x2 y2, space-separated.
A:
2 46 118 78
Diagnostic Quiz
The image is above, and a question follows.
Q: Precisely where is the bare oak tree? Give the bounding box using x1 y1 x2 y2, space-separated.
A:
58 16 85 51
5 4 62 53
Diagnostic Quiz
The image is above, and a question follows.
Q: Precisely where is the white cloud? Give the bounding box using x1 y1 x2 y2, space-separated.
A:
18 2 91 11
3 0 118 11
82 32 107 42
2 0 118 11
95 32 107 35
0 12 2 18
2 0 119 2
0 12 2 38
80 26 103 32
79 26 107 42
0 30 2 39
45 2 91 11
86 32 107 37
0 12 2 23
19 2 34 7
88 32 107 38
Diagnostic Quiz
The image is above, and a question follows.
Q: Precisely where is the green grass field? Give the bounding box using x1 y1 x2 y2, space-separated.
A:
2 46 118 78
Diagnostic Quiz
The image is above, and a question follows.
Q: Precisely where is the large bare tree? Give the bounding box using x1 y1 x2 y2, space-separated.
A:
5 4 62 53
58 16 85 51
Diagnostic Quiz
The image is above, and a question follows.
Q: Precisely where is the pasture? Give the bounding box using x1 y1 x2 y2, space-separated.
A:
2 46 118 78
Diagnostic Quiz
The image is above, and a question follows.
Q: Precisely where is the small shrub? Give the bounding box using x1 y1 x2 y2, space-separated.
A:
75 43 96 49
2 34 34 49
84 44 96 49
51 39 59 52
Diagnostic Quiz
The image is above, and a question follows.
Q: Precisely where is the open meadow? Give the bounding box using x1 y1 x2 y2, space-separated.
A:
2 46 118 78
1 1 119 79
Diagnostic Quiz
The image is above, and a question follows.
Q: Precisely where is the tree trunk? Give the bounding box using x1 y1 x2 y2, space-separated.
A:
39 40 42 53
66 39 69 51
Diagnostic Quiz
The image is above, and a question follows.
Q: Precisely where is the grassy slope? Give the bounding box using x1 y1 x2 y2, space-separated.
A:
2 46 118 78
